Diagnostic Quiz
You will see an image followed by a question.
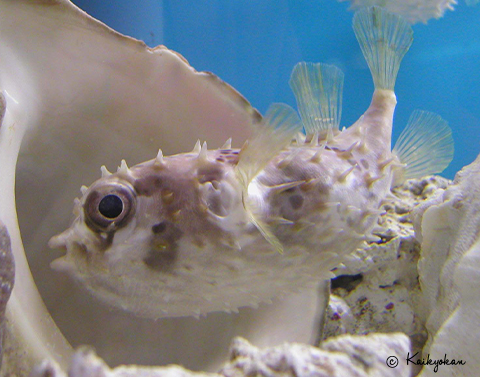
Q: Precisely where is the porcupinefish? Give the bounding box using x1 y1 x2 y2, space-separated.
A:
49 7 453 318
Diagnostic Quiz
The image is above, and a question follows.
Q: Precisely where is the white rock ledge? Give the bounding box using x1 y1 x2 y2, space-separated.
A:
31 333 411 377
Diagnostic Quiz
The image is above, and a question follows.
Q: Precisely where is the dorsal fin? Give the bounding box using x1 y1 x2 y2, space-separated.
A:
393 110 454 179
353 6 413 91
236 103 302 187
235 103 302 253
289 62 344 135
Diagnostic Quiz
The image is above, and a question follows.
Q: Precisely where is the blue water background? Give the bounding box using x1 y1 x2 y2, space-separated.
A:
72 0 480 180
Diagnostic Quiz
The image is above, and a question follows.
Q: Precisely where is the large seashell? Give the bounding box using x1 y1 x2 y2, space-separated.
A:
0 1 326 375
413 153 480 376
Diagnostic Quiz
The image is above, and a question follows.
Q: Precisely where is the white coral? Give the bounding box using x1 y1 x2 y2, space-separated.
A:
339 0 457 23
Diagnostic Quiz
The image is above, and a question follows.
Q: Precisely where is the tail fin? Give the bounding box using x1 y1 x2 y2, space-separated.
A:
289 62 344 135
353 6 413 90
235 104 302 253
393 110 454 179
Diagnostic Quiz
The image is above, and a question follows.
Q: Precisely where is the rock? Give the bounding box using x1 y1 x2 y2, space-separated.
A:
222 334 411 377
31 347 218 377
323 176 451 362
0 221 14 370
32 333 411 377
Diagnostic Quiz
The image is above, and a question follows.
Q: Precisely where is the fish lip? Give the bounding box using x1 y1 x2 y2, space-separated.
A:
50 255 77 274
50 256 68 272
48 233 68 252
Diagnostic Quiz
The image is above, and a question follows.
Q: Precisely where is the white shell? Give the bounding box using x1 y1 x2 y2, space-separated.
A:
414 154 480 376
0 0 302 374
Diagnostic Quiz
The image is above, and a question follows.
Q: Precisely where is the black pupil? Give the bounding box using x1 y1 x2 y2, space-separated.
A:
98 195 123 219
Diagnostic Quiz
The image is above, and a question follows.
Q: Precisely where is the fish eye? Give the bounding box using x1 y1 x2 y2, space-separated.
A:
98 195 123 218
83 183 136 232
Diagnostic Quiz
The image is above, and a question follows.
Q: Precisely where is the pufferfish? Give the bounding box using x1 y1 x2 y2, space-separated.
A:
49 7 453 318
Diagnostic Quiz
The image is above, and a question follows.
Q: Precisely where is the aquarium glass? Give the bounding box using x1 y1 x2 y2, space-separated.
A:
72 0 480 179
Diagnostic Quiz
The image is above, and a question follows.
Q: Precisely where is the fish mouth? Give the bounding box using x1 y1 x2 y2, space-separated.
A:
49 237 92 277
48 228 91 274
49 230 75 274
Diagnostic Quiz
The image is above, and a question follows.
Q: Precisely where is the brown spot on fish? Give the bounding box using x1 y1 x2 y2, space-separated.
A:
152 222 167 234
150 221 182 242
134 175 163 196
360 159 369 169
145 222 183 271
289 195 304 210
144 246 178 272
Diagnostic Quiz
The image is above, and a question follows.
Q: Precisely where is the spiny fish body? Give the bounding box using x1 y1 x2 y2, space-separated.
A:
50 8 453 318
